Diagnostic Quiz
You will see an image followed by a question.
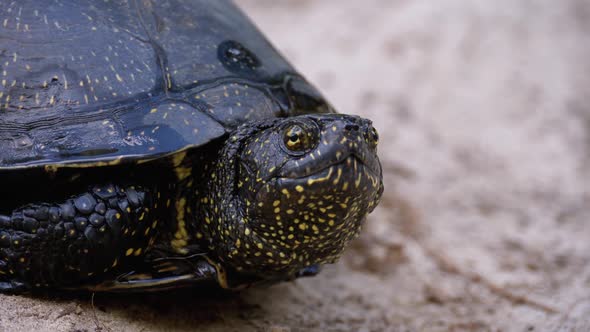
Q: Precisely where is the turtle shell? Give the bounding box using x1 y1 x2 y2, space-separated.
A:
0 0 328 169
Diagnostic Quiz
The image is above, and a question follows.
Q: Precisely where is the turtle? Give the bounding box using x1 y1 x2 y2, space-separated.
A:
0 0 383 293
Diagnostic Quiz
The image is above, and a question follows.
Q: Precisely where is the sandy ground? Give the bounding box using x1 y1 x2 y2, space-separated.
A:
1 0 590 331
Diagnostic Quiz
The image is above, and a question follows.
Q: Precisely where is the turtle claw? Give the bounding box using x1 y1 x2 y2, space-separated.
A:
295 264 322 278
0 280 28 294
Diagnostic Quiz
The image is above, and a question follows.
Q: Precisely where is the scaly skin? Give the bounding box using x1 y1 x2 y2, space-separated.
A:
0 185 155 291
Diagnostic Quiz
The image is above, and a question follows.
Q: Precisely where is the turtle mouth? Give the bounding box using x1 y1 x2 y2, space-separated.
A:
272 155 383 198
278 153 382 181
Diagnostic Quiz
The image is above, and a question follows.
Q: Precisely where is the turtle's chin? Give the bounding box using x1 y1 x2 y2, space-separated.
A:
227 155 383 277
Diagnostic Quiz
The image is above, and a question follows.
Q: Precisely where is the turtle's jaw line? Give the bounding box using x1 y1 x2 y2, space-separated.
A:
276 154 380 181
350 154 381 179
271 155 383 212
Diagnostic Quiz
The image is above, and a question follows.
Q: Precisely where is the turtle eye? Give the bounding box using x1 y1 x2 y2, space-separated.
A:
366 126 379 148
282 123 316 153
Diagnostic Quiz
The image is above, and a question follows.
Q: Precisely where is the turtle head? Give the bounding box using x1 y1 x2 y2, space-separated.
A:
202 114 383 286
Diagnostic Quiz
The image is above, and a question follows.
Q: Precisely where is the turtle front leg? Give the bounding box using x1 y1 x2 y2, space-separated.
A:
0 184 158 293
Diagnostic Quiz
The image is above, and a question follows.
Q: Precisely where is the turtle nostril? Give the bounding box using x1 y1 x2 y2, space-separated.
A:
345 124 360 132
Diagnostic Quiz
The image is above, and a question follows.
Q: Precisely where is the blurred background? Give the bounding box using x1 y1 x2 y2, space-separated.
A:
231 1 590 330
238 0 590 331
3 1 589 331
